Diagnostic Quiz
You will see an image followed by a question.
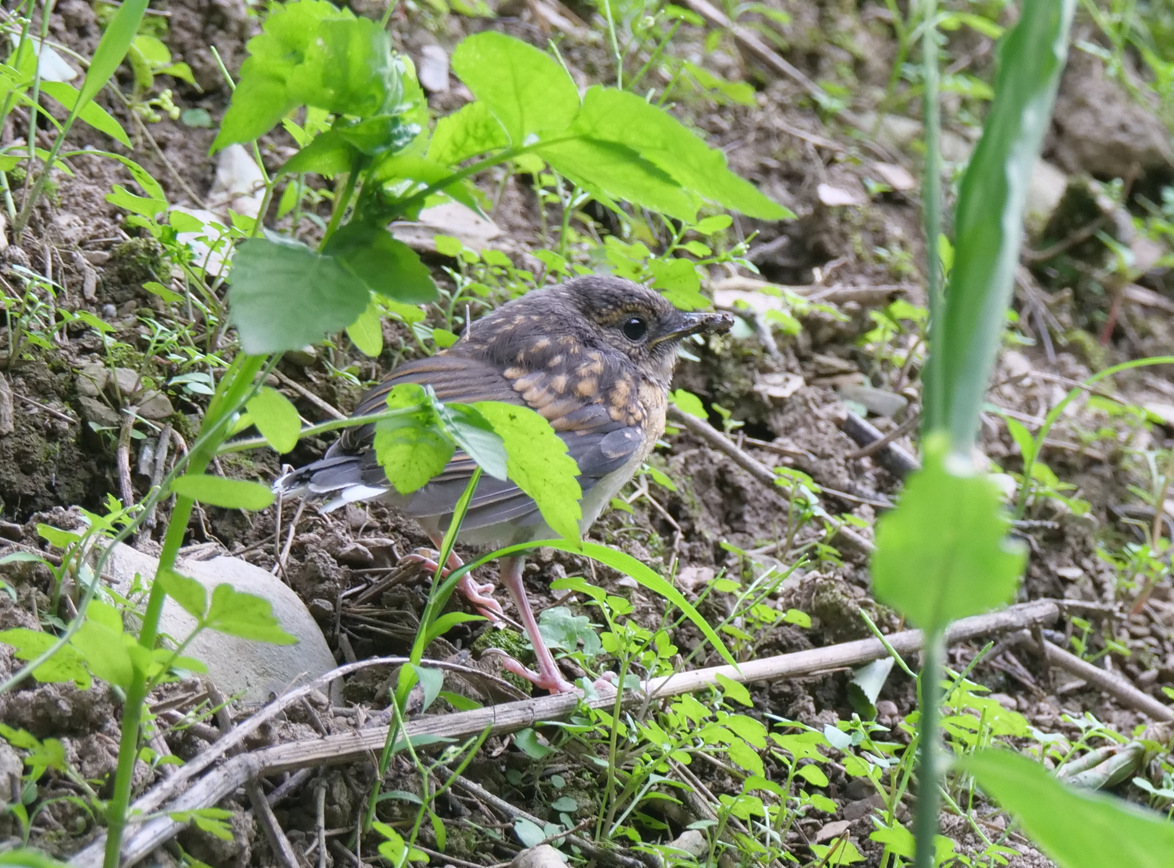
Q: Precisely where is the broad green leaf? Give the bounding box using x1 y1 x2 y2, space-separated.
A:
347 298 384 357
473 401 582 543
924 0 1075 446
871 436 1024 632
450 32 579 144
278 128 355 176
373 384 454 494
427 100 508 166
648 258 708 310
228 234 370 354
71 620 133 689
669 388 707 419
0 628 91 688
246 386 302 454
213 1 400 151
537 137 696 222
157 568 208 619
78 0 147 106
203 584 297 644
569 87 791 220
171 474 276 510
0 848 70 868
323 222 438 305
39 82 131 146
963 749 1174 868
435 403 508 480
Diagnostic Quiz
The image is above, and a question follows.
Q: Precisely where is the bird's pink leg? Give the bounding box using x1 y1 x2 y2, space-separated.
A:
497 556 575 694
401 535 505 625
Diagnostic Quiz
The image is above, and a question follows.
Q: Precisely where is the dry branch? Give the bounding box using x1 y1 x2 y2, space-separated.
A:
74 599 1062 867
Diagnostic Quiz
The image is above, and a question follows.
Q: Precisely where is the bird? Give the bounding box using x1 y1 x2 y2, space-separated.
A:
275 275 733 693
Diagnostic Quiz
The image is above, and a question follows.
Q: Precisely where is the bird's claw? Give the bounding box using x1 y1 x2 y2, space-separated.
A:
457 574 505 625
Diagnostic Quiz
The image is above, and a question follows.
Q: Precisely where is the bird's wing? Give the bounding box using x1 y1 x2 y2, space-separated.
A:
334 354 644 532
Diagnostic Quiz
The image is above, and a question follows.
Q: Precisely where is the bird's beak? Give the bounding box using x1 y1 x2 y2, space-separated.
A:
652 310 735 346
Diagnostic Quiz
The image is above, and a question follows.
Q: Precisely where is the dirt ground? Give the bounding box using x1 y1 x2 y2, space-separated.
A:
1 1 1174 866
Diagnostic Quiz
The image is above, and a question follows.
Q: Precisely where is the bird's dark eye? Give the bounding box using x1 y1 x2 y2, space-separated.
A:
622 316 647 341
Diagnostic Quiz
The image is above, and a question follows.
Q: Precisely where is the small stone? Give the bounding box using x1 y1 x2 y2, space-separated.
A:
875 699 899 720
665 830 706 857
817 182 866 207
814 820 852 844
870 162 916 192
136 390 174 420
754 371 805 403
76 364 108 398
108 367 143 399
284 346 318 367
418 45 450 93
676 566 716 594
842 794 884 821
337 543 374 567
511 845 567 868
78 396 120 428
0 519 22 541
838 384 908 417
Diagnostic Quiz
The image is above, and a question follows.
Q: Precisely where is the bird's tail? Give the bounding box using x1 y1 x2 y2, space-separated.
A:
273 454 391 513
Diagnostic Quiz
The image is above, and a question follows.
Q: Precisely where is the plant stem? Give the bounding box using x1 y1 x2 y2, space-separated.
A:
913 628 944 868
103 354 269 868
919 0 944 439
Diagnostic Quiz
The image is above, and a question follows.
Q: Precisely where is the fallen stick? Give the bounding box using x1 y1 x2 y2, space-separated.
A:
74 599 1062 868
1039 637 1173 723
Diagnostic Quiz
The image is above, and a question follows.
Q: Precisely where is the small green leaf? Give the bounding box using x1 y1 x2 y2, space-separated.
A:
171 475 276 510
373 384 455 494
716 672 752 706
410 664 444 712
669 389 707 419
203 585 296 644
347 298 384 358
963 749 1174 868
0 628 91 688
39 82 131 146
514 817 548 848
427 100 508 166
473 401 582 543
871 436 1025 632
450 32 579 144
228 234 371 355
157 568 208 618
79 0 148 107
71 621 134 689
246 387 302 454
323 222 438 305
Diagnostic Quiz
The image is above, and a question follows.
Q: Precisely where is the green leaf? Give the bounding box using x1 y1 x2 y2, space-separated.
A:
347 297 384 358
436 403 508 480
323 222 438 305
648 258 708 310
246 386 302 454
78 0 147 106
450 32 579 144
0 847 71 868
569 87 791 219
157 567 208 619
373 384 455 494
409 664 444 712
278 128 355 176
71 621 134 689
427 100 509 166
669 388 707 419
213 1 401 151
171 474 276 510
963 749 1174 868
871 436 1025 632
924 0 1075 447
203 585 296 644
39 82 130 147
0 628 91 688
228 234 370 355
537 137 697 222
716 672 752 706
472 401 582 543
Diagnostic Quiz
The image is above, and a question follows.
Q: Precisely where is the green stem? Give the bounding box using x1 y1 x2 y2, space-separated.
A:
104 354 269 868
217 406 420 455
913 628 944 868
627 20 680 93
322 158 362 246
919 0 944 440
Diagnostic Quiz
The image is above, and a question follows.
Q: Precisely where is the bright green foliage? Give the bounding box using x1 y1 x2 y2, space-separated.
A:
427 101 508 166
872 436 1025 632
450 32 580 144
923 0 1076 448
374 384 457 494
245 387 301 454
171 474 275 510
212 0 400 151
964 749 1174 868
474 401 583 543
228 234 370 354
204 585 297 644
321 222 437 305
0 627 91 688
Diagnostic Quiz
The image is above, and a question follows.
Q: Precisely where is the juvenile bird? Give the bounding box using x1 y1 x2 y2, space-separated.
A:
276 275 732 692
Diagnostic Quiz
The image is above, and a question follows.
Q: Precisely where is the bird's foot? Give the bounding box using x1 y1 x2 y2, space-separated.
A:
402 548 506 626
488 650 576 694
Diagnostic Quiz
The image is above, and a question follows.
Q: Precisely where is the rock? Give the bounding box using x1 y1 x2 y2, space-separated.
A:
814 820 852 844
754 371 805 402
208 144 266 220
336 542 374 567
817 182 866 207
1025 159 1069 235
0 740 21 805
76 364 108 398
1052 52 1173 179
102 542 341 703
842 793 884 821
511 845 567 868
109 367 143 399
78 396 120 429
418 45 450 93
676 566 716 594
391 202 504 254
870 161 916 193
838 384 908 417
665 830 707 857
136 390 174 421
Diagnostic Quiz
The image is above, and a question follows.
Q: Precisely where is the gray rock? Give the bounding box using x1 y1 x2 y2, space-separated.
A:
1025 159 1069 235
102 542 341 703
136 390 174 421
78 396 120 429
109 367 143 399
76 364 108 398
